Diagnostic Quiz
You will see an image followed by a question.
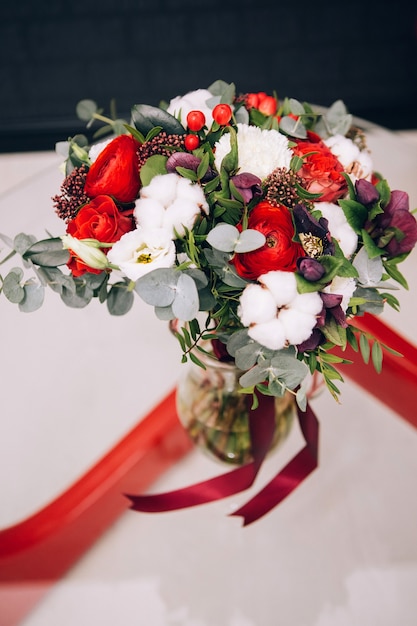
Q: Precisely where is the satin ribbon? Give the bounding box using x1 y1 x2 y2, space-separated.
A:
126 396 319 526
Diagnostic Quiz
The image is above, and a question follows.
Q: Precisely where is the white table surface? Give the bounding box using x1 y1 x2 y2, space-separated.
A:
1 128 417 626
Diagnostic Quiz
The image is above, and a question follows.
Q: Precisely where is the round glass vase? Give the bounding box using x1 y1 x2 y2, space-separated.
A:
176 352 295 466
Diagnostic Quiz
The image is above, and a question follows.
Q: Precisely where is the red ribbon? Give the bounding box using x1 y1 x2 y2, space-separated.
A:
126 396 319 526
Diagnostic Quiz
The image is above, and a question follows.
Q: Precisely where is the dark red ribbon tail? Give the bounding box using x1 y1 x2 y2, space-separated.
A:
125 462 256 513
230 402 320 526
126 392 277 515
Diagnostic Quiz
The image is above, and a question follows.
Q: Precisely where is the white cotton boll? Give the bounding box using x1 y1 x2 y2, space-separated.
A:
134 197 165 230
140 173 179 206
176 177 209 214
248 318 287 351
238 284 277 326
279 308 318 346
323 276 357 311
258 270 298 307
167 89 214 127
316 202 358 258
291 291 323 316
163 198 203 237
325 134 373 181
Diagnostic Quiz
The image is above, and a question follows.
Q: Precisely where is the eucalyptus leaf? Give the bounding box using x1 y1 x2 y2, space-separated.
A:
19 282 45 312
24 238 70 267
107 282 134 315
131 104 186 136
61 281 94 308
34 266 75 294
3 268 24 303
155 304 175 320
135 268 178 306
279 116 307 139
234 343 262 370
234 229 266 253
172 272 199 320
353 247 383 287
206 223 239 252
239 363 270 388
14 233 37 255
76 99 98 121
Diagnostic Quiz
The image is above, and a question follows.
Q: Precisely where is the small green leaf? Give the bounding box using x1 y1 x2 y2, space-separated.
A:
359 333 370 363
107 282 135 315
24 238 70 267
19 282 45 312
76 99 98 121
139 154 168 187
131 104 186 136
371 340 383 373
3 268 25 303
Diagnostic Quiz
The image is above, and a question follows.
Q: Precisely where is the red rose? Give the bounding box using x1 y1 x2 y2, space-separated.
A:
231 200 305 280
293 133 347 203
84 135 141 204
67 195 134 276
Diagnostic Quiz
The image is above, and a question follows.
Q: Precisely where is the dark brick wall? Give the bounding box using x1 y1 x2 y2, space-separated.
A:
1 0 416 152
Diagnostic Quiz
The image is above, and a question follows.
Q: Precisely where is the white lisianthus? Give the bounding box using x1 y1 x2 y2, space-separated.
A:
167 88 214 127
107 227 175 281
325 134 373 182
238 270 323 350
134 173 209 238
214 123 292 181
323 276 356 311
61 234 110 270
315 201 358 258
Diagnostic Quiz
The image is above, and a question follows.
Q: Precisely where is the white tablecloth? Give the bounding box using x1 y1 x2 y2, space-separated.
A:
1 128 417 626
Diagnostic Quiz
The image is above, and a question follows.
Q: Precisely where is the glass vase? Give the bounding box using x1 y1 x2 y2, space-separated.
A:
176 352 295 466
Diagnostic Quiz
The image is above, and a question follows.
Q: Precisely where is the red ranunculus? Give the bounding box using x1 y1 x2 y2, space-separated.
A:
231 200 305 280
84 134 141 204
293 133 347 203
67 195 134 276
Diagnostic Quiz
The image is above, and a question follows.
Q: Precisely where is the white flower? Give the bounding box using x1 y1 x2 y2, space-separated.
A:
323 276 356 311
315 201 358 258
107 227 175 281
167 88 214 127
134 173 209 238
88 137 114 163
214 123 292 180
325 134 373 182
238 270 323 350
61 234 109 270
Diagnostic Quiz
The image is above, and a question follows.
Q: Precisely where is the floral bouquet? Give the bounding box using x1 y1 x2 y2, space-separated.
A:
2 80 416 410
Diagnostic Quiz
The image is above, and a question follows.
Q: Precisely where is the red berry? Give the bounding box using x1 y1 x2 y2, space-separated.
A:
258 95 277 116
184 134 200 151
212 103 233 126
246 93 259 109
186 110 206 131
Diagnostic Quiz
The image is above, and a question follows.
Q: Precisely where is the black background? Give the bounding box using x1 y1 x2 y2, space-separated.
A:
1 0 416 152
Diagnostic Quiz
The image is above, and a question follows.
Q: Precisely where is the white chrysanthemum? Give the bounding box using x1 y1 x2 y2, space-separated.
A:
167 88 214 127
134 173 209 238
107 227 175 282
238 270 323 350
214 123 292 180
316 201 358 258
323 276 357 311
325 134 373 182
88 137 114 162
